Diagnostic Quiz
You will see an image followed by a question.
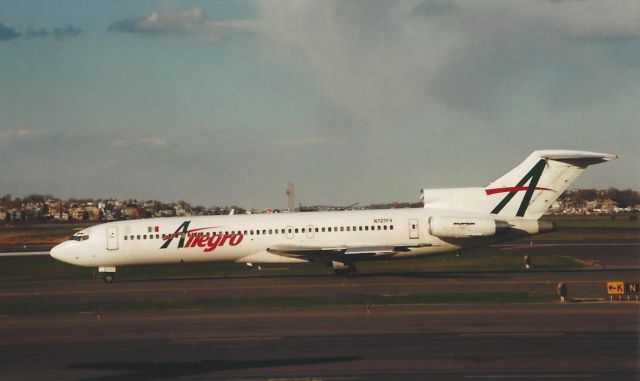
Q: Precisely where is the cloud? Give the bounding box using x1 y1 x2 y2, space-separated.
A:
22 25 83 40
0 23 20 41
0 129 38 144
25 28 48 38
111 137 173 149
414 0 457 16
53 25 82 39
108 7 258 43
256 0 640 130
545 0 640 40
278 136 346 148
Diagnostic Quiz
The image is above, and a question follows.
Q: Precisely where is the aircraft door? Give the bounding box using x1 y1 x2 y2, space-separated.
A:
306 225 315 239
107 226 119 250
409 218 419 239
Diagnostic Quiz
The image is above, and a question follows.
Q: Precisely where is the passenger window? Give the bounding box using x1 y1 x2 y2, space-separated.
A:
250 230 254 235
124 236 128 240
377 226 381 230
269 229 273 234
302 228 306 233
322 227 326 232
143 235 147 239
256 230 260 235
346 227 350 231
383 226 387 230
262 230 266 234
131 235 135 240
315 228 319 233
359 226 363 231
390 225 394 230
340 227 344 232
137 235 140 239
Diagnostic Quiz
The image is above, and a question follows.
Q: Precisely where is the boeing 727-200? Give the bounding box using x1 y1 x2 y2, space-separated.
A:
50 150 617 282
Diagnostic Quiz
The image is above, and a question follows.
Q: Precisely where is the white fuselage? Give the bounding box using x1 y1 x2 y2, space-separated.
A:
50 208 547 268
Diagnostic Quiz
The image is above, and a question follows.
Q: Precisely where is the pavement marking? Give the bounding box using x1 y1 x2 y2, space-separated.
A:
173 336 283 343
0 278 611 298
495 243 640 251
465 375 595 379
494 243 640 247
459 332 565 337
0 251 49 257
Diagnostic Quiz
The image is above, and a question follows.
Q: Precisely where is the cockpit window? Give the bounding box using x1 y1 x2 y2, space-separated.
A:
71 233 89 241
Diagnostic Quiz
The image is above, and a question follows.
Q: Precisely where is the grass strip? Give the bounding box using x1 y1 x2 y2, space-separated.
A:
0 292 556 315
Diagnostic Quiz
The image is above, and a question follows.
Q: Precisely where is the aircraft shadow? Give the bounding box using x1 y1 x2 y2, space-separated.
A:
68 356 359 381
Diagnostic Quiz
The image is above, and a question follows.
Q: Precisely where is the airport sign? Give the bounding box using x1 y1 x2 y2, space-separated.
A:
606 282 624 295
606 281 639 295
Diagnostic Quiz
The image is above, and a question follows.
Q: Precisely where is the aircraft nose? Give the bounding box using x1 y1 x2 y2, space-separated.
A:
50 241 76 264
50 243 62 260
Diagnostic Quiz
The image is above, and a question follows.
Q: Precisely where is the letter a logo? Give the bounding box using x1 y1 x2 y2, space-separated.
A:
490 160 547 217
160 221 191 249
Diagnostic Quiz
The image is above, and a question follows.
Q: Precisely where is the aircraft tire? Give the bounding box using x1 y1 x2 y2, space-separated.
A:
334 265 357 277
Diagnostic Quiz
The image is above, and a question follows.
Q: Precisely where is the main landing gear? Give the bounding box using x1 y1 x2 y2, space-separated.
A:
98 266 116 283
331 261 357 277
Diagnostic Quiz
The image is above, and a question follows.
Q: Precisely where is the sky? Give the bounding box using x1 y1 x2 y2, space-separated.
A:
1 0 639 209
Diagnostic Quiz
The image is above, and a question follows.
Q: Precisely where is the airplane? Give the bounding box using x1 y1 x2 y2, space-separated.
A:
50 150 617 282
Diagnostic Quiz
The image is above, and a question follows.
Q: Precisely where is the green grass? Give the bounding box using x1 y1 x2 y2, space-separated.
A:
0 292 556 315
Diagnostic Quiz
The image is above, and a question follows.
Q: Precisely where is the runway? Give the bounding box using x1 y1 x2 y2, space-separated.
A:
1 269 639 380
1 304 638 380
1 235 638 380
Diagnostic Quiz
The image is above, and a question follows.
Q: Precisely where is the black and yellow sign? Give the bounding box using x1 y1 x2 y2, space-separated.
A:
606 282 624 295
606 282 640 295
625 283 640 294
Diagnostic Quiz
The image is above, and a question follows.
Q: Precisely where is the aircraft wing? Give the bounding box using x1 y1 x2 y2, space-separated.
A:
267 243 432 261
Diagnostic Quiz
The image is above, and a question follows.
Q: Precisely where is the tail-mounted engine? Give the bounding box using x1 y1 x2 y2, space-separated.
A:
428 216 508 239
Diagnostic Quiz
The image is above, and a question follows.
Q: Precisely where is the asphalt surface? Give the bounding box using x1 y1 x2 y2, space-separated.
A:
0 236 638 380
1 304 638 380
1 269 639 304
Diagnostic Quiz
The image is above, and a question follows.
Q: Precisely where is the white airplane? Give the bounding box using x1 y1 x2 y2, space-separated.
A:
51 150 617 282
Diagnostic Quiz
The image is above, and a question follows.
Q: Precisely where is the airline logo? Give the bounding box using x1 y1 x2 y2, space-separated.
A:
487 159 554 217
160 221 244 253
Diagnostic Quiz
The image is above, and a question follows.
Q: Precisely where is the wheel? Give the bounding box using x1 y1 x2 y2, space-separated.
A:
103 273 115 283
334 264 357 277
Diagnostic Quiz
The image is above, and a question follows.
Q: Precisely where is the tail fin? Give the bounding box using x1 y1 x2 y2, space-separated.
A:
421 150 618 219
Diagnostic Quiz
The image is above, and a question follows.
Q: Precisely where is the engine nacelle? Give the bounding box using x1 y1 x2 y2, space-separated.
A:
428 216 499 238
